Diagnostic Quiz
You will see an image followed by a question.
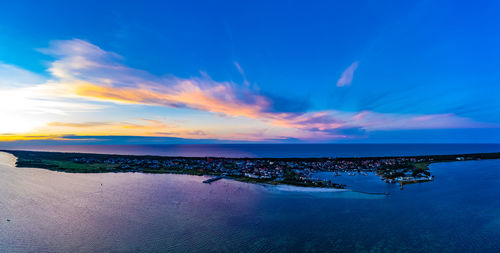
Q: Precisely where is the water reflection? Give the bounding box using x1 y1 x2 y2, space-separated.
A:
1 152 500 252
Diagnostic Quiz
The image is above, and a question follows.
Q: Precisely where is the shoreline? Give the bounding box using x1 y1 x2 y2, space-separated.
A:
2 147 500 160
263 184 350 192
3 149 500 191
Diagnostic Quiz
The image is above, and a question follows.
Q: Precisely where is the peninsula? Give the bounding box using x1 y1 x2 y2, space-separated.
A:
3 150 500 189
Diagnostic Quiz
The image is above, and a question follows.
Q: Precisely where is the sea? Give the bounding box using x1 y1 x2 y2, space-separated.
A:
0 144 499 252
3 143 500 158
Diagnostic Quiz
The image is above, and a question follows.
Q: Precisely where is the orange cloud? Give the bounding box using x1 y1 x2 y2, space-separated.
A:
1 39 492 143
48 122 112 128
73 81 270 119
36 119 207 138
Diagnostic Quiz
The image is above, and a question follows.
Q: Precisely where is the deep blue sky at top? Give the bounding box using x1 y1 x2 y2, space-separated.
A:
1 0 499 143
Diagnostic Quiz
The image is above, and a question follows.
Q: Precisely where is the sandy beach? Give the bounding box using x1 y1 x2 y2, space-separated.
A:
265 184 349 193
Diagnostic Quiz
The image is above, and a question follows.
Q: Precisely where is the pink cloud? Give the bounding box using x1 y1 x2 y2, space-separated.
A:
28 39 492 141
336 61 358 87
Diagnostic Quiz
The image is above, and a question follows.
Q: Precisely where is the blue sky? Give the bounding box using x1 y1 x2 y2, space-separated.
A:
0 0 499 143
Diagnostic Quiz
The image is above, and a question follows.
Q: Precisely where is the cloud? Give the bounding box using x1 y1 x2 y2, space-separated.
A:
38 40 339 130
155 130 207 137
234 61 250 87
48 122 112 128
71 80 271 118
39 40 493 134
349 111 490 130
0 62 46 87
0 78 103 134
234 61 245 76
0 39 493 142
271 111 344 131
336 61 358 87
0 135 225 146
6 119 214 141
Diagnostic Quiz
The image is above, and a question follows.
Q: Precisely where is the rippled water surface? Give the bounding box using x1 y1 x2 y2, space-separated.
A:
0 152 499 252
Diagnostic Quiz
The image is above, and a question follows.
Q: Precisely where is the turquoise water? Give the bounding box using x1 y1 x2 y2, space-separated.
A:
0 152 499 252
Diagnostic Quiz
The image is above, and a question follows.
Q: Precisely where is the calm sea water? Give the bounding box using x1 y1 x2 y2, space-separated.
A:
0 151 499 252
3 143 500 158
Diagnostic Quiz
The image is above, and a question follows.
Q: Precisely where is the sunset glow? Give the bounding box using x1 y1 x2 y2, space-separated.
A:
1 1 500 144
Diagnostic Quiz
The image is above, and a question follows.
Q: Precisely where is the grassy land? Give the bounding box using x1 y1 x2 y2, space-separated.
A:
16 158 121 173
4 149 500 189
414 162 431 170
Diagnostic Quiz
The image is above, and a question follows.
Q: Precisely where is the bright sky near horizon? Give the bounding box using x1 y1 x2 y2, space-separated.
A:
0 0 500 144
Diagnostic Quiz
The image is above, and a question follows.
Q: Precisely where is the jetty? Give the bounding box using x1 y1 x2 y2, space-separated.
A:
203 176 224 184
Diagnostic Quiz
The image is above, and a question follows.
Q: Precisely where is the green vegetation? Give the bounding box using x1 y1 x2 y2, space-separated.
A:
414 162 430 170
16 157 120 173
4 149 500 189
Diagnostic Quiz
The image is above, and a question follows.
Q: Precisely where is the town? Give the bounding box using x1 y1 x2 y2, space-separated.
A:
75 155 434 186
5 150 464 189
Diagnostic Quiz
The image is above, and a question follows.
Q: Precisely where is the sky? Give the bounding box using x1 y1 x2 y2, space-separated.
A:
0 0 500 144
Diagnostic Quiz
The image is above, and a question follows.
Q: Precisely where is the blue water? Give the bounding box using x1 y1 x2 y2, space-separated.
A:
1 151 500 252
313 171 391 193
3 143 500 157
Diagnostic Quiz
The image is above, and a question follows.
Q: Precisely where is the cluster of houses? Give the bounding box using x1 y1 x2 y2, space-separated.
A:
72 155 434 186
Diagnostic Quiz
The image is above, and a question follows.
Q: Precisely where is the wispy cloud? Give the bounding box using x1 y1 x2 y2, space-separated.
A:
31 119 212 140
47 122 112 128
234 61 250 87
336 61 358 87
0 62 46 87
234 61 245 77
0 77 103 134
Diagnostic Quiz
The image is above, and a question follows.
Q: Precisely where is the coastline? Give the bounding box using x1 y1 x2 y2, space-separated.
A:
4 149 500 191
0 152 17 168
264 184 350 192
4 148 500 164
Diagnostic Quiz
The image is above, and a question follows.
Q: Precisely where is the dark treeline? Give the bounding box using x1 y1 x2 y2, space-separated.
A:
4 149 500 163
